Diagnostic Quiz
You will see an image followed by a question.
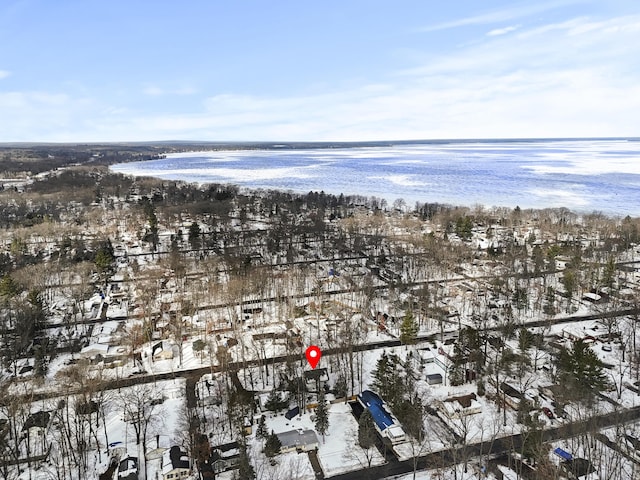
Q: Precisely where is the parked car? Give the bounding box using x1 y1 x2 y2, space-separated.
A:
542 407 554 419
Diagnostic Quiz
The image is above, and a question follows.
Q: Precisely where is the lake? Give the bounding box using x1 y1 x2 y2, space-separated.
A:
110 139 640 216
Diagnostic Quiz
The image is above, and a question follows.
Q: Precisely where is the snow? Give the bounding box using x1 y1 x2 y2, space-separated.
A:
253 401 386 477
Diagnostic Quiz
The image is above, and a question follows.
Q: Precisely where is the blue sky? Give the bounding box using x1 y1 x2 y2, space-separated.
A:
1 0 639 142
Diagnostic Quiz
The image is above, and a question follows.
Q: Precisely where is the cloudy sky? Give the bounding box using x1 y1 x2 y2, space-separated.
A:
1 0 639 142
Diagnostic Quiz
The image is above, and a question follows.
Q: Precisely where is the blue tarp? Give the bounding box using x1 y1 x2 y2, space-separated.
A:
358 390 394 431
554 447 573 461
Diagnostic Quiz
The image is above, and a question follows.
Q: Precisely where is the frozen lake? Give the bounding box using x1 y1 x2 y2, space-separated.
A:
111 139 640 216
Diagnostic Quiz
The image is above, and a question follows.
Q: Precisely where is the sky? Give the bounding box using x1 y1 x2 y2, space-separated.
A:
1 0 639 142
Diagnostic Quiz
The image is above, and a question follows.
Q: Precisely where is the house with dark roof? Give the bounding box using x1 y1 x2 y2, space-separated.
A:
357 390 406 444
20 411 51 456
211 441 240 474
161 445 190 480
22 411 50 433
117 456 138 480
499 382 524 410
304 367 329 391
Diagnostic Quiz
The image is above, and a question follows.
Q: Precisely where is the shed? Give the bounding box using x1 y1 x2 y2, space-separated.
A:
553 447 573 461
285 406 300 420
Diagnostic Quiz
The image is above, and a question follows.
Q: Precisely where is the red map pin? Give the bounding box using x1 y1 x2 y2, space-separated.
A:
305 345 322 369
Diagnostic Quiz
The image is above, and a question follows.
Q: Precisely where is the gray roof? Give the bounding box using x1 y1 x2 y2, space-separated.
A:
303 368 328 381
276 429 318 449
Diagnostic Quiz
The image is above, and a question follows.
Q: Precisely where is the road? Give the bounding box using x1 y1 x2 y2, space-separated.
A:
18 305 640 403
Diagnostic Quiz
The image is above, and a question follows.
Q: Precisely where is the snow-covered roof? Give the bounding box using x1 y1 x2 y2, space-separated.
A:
117 457 138 479
276 429 318 450
80 343 110 356
162 445 190 474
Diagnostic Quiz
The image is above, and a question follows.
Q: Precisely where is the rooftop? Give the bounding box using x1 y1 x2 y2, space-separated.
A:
162 445 190 474
276 429 318 450
358 390 395 432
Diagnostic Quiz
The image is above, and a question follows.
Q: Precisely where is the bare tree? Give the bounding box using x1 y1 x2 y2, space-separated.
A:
116 384 164 480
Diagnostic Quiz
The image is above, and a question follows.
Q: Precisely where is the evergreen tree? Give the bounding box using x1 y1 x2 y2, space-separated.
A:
357 409 376 449
264 389 287 412
372 352 413 408
399 310 419 346
256 415 267 440
333 373 348 399
94 239 115 285
188 221 202 250
142 199 159 250
520 402 546 466
601 256 616 290
372 351 392 396
237 440 256 478
0 274 21 304
557 339 609 401
543 286 556 315
372 352 405 406
512 287 528 312
448 343 467 386
399 399 424 440
264 431 282 458
455 216 473 240
518 328 535 353
532 245 545 274
561 270 577 312
315 389 329 442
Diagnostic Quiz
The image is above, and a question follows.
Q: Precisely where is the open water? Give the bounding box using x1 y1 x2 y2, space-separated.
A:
111 139 640 216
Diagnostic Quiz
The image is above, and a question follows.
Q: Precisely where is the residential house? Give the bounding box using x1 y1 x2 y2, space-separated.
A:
117 456 138 480
276 429 319 453
438 393 482 418
303 367 329 391
22 411 50 435
499 382 523 410
161 445 190 480
210 441 240 475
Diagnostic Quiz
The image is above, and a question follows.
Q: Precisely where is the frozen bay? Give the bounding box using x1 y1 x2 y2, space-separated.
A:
111 139 640 216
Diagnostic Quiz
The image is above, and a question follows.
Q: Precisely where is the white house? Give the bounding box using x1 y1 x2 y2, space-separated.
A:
161 445 190 480
438 393 482 419
277 429 319 453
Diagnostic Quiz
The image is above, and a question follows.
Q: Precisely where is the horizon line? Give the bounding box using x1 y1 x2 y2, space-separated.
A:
1 136 639 148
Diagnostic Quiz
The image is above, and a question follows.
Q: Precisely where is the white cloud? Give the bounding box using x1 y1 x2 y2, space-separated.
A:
0 90 96 141
419 0 586 32
487 25 520 36
0 70 10 79
142 85 164 96
142 85 197 96
1 13 639 142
